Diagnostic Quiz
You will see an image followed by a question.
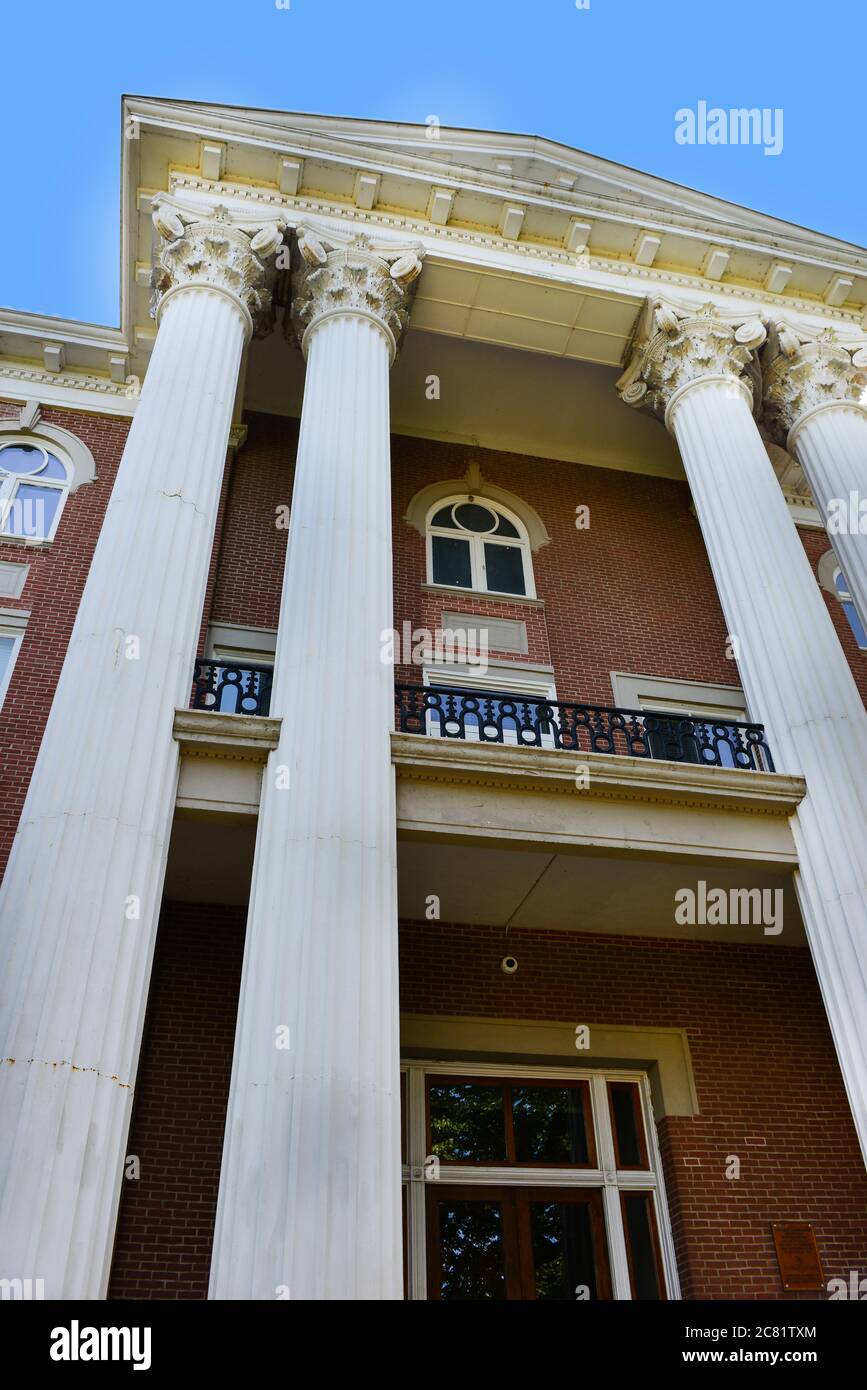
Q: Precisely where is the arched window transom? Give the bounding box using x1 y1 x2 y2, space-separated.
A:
0 441 71 541
426 495 534 597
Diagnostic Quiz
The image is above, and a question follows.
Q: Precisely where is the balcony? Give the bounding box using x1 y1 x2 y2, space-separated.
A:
394 683 775 772
191 659 273 717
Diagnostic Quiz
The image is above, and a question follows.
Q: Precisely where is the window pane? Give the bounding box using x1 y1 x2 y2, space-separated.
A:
0 444 44 474
431 504 458 528
437 1200 506 1300
609 1083 645 1167
0 634 15 688
512 1086 590 1164
494 512 520 538
622 1193 663 1299
41 452 67 480
429 1082 506 1161
530 1201 599 1300
842 600 867 648
1 483 62 538
484 542 525 595
432 534 472 588
454 502 497 533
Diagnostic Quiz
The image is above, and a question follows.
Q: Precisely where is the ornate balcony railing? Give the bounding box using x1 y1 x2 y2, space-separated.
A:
191 659 273 717
395 683 775 772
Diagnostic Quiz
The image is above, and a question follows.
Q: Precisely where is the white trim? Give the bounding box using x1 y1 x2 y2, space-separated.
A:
0 422 96 492
610 670 748 721
0 617 27 710
0 438 72 543
818 554 867 651
426 494 536 599
422 661 558 748
400 1058 678 1302
207 622 277 661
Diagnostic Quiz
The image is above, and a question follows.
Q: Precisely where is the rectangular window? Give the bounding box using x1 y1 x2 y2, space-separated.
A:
0 620 26 711
620 1191 666 1300
404 1063 676 1300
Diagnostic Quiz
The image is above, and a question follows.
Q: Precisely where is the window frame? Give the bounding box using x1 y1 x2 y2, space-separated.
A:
402 1059 679 1301
832 567 867 651
0 615 27 711
425 494 536 599
0 438 71 544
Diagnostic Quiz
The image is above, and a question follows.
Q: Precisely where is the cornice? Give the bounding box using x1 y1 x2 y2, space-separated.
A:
167 172 866 334
390 731 806 817
172 708 282 762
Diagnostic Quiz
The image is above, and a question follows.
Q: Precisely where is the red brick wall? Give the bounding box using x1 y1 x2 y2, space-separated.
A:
211 418 866 706
0 404 130 873
109 898 867 1301
399 920 867 1300
109 901 246 1301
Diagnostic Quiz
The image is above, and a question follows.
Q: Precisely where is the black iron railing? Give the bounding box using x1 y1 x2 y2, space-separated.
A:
191 659 273 717
395 683 774 772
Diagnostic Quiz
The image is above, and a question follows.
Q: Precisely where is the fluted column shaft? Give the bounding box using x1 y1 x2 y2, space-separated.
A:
762 325 867 627
670 378 867 1163
210 224 423 1300
789 403 867 626
0 201 279 1297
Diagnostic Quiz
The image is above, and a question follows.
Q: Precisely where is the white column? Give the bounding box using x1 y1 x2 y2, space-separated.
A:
210 225 423 1300
763 325 867 626
619 299 867 1167
0 199 284 1298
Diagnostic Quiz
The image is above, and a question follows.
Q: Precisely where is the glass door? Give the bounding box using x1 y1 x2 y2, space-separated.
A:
426 1185 612 1300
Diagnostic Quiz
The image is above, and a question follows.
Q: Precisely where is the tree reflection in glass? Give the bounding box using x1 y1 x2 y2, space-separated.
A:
429 1083 506 1161
438 1201 506 1300
512 1086 590 1164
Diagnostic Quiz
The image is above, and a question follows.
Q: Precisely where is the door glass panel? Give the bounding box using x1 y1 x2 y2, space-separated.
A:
431 534 472 588
429 1082 506 1161
512 1085 591 1164
437 1199 507 1300
622 1192 663 1300
609 1082 645 1167
483 541 525 595
529 1200 600 1300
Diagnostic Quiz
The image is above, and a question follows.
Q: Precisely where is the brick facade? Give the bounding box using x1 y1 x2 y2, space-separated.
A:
108 902 246 1301
0 404 130 873
108 900 867 1300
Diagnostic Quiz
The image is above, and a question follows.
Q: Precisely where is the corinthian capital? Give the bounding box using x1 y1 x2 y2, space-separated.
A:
761 322 867 445
288 222 425 359
617 298 766 427
150 196 287 339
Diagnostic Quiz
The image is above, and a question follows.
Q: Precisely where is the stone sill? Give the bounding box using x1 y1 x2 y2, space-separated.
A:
173 707 281 762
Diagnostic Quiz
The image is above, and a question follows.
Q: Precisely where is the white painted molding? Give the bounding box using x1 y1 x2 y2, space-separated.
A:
0 417 97 492
404 468 551 551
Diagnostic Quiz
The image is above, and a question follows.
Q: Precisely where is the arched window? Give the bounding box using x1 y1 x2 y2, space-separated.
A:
426 495 534 597
833 567 867 650
0 440 71 541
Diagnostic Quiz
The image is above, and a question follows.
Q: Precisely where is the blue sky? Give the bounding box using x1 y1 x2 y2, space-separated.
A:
3 0 863 326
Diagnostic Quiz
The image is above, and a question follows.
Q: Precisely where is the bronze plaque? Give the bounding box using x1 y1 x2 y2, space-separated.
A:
772 1222 824 1291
